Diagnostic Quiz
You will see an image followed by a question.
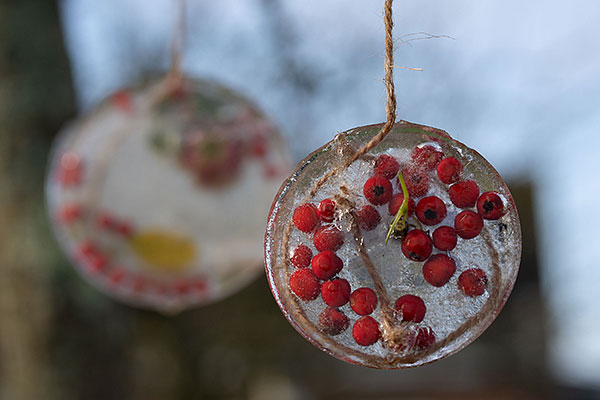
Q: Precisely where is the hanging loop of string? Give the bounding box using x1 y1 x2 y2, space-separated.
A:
344 0 396 167
168 0 187 80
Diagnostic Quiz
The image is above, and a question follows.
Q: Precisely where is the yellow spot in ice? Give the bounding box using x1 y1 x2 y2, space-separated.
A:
130 229 196 271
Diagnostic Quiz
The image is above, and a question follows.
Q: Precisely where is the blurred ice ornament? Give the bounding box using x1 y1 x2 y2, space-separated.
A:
264 121 521 368
47 76 289 312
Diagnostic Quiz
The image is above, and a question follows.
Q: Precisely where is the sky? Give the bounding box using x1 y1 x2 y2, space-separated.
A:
60 0 600 388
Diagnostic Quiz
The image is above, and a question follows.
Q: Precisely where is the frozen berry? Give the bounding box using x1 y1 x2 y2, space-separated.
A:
77 242 107 273
289 268 320 301
321 278 351 307
432 226 457 251
352 316 380 346
423 254 456 287
350 287 378 316
363 175 393 205
357 205 381 231
374 154 400 179
313 225 344 252
477 191 506 220
401 167 430 198
401 229 433 261
416 196 447 226
411 145 444 171
388 193 415 216
57 152 83 186
415 326 436 349
319 307 350 336
311 250 343 280
292 203 320 233
454 210 484 239
317 198 336 222
57 204 82 224
290 244 313 268
436 157 463 184
394 294 426 323
458 268 488 297
448 180 480 208
96 212 116 230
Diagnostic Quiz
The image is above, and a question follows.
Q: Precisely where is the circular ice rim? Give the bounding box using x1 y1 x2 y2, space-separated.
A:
45 76 285 313
264 120 521 368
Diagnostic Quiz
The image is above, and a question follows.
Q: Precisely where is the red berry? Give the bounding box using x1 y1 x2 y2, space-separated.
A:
116 221 133 237
77 242 107 273
57 152 83 187
352 316 380 346
477 191 506 220
411 145 444 171
292 203 320 233
401 167 430 198
321 278 351 307
57 204 82 224
416 196 447 226
388 193 415 216
290 244 312 268
357 205 381 231
319 307 350 335
436 157 463 184
448 180 480 208
401 229 433 262
313 225 344 252
112 90 133 112
317 198 336 222
374 154 400 179
454 210 484 239
432 226 457 251
289 268 320 301
311 250 343 280
350 287 378 315
394 294 426 323
458 268 488 296
415 326 436 349
96 212 116 230
363 175 393 205
423 254 456 287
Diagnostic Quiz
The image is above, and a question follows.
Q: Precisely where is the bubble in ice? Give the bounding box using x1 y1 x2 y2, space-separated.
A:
264 121 520 368
46 76 289 313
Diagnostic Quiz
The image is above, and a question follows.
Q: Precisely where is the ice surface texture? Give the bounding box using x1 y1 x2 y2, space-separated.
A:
264 121 521 368
46 76 289 313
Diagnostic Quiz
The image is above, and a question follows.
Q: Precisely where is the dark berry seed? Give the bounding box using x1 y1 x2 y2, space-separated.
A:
350 287 378 315
290 244 312 268
448 180 480 208
317 198 336 222
311 250 343 280
352 316 380 346
477 191 506 220
436 157 463 184
416 196 447 226
458 268 488 296
292 203 320 232
357 205 381 231
321 278 351 307
319 307 350 335
394 294 426 323
423 254 456 287
289 269 320 301
454 210 484 239
374 154 400 179
432 226 458 251
401 229 433 261
364 175 393 205
313 225 344 252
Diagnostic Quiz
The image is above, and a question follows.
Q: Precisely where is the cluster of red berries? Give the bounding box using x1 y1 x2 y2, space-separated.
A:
95 211 134 237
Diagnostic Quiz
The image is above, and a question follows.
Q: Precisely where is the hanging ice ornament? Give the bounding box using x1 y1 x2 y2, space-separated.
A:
46 77 289 312
264 121 521 368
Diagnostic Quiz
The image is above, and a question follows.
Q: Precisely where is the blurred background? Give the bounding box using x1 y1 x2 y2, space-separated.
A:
1 0 599 398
